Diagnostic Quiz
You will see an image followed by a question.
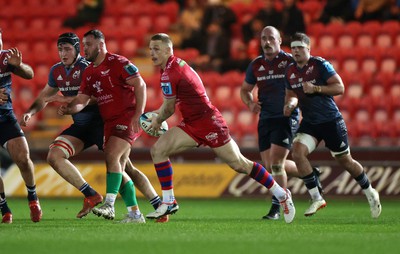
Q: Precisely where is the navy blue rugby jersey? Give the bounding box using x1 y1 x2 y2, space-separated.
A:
285 56 342 124
48 56 101 125
245 51 299 120
0 50 17 122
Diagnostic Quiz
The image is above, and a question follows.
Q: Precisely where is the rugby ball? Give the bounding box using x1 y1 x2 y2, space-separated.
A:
139 112 168 137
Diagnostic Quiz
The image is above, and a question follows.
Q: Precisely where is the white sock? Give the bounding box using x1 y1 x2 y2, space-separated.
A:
309 187 323 201
105 193 117 206
128 208 142 218
362 185 374 196
162 189 175 203
269 182 286 201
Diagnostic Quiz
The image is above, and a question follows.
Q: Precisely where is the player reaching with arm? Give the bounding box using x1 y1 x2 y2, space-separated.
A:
58 29 150 223
145 33 296 223
0 28 42 224
284 32 381 218
20 33 165 221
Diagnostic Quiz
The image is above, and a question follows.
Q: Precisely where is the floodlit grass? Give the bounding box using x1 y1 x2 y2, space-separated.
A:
0 198 398 254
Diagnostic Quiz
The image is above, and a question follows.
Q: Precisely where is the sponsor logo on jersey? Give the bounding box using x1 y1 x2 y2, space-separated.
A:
93 81 103 93
161 82 172 95
290 73 296 79
205 132 218 141
72 70 80 79
306 66 314 75
178 59 186 67
282 138 289 144
340 142 346 148
101 69 110 76
257 65 265 71
116 124 128 131
124 63 138 75
57 74 63 80
278 60 288 68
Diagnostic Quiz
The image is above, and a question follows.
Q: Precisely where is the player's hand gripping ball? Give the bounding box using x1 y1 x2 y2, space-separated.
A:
139 112 168 137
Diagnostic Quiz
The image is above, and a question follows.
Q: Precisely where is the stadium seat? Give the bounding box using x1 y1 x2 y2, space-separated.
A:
380 57 397 73
381 20 400 40
297 0 324 25
343 21 363 38
376 33 392 49
120 39 139 58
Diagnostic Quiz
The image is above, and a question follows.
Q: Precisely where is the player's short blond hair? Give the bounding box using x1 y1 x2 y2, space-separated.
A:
150 33 173 49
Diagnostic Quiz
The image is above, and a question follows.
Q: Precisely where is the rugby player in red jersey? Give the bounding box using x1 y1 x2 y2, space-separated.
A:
145 33 296 224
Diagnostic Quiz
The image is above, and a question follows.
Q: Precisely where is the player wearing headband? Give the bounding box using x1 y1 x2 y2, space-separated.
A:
284 32 381 218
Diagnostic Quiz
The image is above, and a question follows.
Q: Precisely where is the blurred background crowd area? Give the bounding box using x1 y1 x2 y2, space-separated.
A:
0 0 399 149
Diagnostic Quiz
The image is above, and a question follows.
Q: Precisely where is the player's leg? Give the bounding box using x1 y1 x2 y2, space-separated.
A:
125 159 161 209
6 136 42 222
93 136 130 220
260 144 290 220
0 176 12 223
48 135 103 218
291 134 326 216
118 172 145 223
212 139 295 223
146 127 197 219
124 159 168 222
336 153 381 218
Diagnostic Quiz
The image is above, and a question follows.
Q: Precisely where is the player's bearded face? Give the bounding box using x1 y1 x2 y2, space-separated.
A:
83 36 100 62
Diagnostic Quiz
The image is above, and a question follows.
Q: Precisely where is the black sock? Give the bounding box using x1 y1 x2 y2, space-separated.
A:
271 196 280 210
150 196 162 210
79 182 97 197
26 185 38 201
354 172 371 189
302 172 318 190
0 193 12 215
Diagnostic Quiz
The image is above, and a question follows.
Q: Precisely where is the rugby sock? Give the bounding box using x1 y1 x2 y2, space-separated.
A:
271 196 280 210
355 172 371 189
302 172 318 189
249 162 275 189
302 172 323 201
79 182 97 197
26 185 38 201
106 172 123 195
0 193 12 215
119 180 138 207
105 172 123 206
155 160 175 203
150 196 162 210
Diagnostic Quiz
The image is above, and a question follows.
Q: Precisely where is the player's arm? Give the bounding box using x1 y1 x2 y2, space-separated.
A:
302 74 344 96
284 89 298 117
240 81 261 113
0 88 7 105
150 97 175 132
127 76 147 133
20 84 59 126
7 48 34 79
58 93 91 116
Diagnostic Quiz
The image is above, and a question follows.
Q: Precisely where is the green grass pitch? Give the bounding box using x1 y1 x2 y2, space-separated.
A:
0 198 398 254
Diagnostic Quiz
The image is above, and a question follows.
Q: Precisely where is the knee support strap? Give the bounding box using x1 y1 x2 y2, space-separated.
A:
49 136 76 158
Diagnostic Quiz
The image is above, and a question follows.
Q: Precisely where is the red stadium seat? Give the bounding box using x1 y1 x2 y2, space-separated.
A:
297 0 324 25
